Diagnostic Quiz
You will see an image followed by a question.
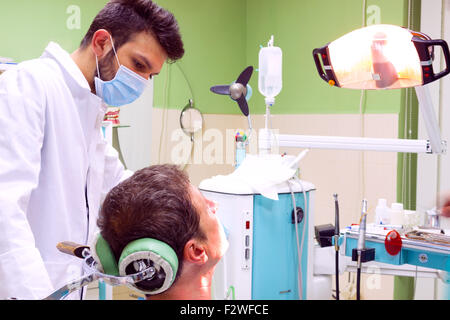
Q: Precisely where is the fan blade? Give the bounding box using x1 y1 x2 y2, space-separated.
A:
210 85 231 95
236 66 254 86
236 95 250 117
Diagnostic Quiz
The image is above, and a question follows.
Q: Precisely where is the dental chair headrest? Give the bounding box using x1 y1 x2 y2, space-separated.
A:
90 233 179 295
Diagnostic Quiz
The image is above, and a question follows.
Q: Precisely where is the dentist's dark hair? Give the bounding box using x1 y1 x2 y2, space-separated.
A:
80 0 184 62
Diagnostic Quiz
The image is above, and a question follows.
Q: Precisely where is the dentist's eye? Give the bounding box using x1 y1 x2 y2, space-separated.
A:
135 62 145 70
132 58 145 71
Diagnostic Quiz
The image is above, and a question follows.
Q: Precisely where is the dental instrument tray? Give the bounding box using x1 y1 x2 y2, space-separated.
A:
342 229 450 272
405 230 450 246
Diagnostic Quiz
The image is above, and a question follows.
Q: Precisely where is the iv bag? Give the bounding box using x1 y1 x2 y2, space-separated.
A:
258 38 282 104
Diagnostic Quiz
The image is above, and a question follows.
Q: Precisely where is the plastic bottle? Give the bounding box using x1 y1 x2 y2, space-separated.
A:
375 198 389 225
390 203 404 226
258 35 282 106
403 210 418 231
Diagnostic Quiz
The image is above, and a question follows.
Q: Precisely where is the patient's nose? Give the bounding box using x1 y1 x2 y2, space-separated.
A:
206 199 218 214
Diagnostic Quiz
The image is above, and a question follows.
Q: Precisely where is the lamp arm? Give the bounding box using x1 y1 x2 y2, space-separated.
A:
415 85 446 154
257 86 447 155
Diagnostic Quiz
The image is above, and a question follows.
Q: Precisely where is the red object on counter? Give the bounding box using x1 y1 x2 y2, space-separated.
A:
385 230 402 256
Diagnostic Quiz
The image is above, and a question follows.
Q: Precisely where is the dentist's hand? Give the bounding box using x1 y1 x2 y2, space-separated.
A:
439 193 450 217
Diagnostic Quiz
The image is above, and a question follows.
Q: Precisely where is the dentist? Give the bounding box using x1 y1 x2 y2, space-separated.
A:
0 0 184 299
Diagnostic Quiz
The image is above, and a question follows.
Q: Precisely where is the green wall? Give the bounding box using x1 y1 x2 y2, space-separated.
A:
152 0 247 115
0 0 410 116
245 0 406 115
0 0 108 61
154 0 409 115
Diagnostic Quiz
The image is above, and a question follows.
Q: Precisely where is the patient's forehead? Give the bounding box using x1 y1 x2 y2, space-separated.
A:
189 184 204 209
189 184 215 219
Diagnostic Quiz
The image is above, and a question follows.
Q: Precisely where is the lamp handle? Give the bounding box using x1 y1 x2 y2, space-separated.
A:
313 44 339 87
414 38 450 84
313 46 329 83
427 40 450 82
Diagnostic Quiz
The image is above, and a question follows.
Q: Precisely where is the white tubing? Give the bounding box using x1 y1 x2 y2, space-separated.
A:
287 176 308 300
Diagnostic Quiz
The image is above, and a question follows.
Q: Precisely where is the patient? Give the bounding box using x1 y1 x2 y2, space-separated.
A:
97 164 229 300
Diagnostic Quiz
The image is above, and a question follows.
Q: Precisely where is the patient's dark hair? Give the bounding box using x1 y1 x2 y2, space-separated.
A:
97 164 205 279
80 0 184 62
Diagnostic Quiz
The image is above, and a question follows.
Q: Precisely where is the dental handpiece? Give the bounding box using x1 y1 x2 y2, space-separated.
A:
357 200 368 268
333 193 340 250
333 194 339 231
357 199 368 251
355 199 369 300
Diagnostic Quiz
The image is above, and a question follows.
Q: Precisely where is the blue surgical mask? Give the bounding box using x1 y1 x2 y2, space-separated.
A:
94 37 149 107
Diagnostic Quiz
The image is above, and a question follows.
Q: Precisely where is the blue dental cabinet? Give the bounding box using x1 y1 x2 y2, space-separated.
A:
252 192 310 299
200 179 316 300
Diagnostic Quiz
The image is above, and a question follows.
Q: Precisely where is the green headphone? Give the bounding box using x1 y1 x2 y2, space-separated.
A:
90 233 179 295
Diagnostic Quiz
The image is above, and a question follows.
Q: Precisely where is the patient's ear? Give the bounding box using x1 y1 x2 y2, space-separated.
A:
184 239 208 265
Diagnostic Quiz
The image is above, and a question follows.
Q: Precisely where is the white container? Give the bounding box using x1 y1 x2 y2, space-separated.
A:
258 36 282 106
390 203 404 226
375 198 389 225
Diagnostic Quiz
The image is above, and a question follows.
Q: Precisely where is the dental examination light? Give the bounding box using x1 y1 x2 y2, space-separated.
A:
308 24 449 154
261 24 449 155
313 25 450 89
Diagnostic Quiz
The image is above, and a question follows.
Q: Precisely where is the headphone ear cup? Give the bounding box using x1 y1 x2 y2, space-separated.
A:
90 233 120 276
118 238 179 295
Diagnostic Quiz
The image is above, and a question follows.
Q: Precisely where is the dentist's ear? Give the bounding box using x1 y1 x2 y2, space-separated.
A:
183 239 208 265
91 29 113 59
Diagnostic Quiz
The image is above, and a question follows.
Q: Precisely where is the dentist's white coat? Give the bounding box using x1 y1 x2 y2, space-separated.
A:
0 42 132 299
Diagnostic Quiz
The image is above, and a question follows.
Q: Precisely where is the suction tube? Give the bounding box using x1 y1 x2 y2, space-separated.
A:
287 177 308 300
